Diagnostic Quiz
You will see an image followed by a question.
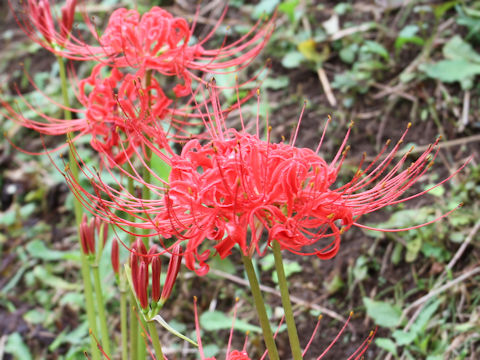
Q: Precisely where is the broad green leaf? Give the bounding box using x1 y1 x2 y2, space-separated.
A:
278 0 300 23
254 0 280 19
26 239 76 261
421 59 480 83
262 76 289 90
362 40 390 61
5 333 32 360
363 297 402 328
395 25 424 50
339 43 359 64
33 266 81 291
282 51 304 68
200 310 262 333
443 35 480 63
208 255 236 277
405 236 422 262
392 329 417 346
433 1 459 19
375 337 398 357
272 260 302 283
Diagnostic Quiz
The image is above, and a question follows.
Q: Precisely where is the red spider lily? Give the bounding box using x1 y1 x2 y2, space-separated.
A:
12 2 274 92
1 64 179 164
10 0 77 47
63 88 468 275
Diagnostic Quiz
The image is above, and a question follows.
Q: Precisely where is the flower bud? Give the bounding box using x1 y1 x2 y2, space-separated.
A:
111 238 119 275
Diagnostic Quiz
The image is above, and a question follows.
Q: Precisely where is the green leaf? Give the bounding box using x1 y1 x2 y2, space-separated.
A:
5 333 32 360
26 239 76 261
254 0 280 19
421 59 480 83
375 337 398 357
363 298 402 328
281 51 304 68
199 310 262 333
433 1 459 19
443 35 480 63
395 25 424 50
278 0 300 23
152 315 198 346
208 255 236 277
262 76 289 90
361 40 390 61
405 236 422 262
392 329 417 346
23 309 47 325
339 43 359 64
33 266 81 291
272 260 302 283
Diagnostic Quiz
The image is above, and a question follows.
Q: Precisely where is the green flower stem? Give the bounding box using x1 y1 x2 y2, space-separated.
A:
138 325 147 360
272 240 302 360
147 321 165 360
242 255 279 360
56 55 100 360
80 255 100 360
126 166 136 244
142 70 153 216
130 293 139 360
91 264 112 356
120 276 128 360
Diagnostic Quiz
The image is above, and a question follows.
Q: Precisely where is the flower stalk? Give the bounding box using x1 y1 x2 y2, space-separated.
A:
57 54 101 360
241 254 279 360
147 321 165 360
273 240 302 360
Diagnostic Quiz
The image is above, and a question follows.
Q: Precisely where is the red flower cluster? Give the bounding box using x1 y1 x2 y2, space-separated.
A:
6 2 273 164
66 90 467 276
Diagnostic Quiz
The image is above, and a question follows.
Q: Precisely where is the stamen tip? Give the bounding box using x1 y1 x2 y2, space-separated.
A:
407 122 412 128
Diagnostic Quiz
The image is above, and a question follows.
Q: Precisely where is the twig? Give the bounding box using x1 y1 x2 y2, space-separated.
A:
371 82 417 102
459 91 471 133
443 220 480 281
403 266 480 330
317 67 337 107
328 22 375 42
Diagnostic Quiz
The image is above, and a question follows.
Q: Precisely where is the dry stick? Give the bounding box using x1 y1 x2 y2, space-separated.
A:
400 221 480 330
443 220 480 276
403 267 480 329
459 91 471 133
317 67 337 107
207 267 347 323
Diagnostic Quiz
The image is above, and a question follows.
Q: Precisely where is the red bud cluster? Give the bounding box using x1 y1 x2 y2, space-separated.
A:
79 214 108 256
130 240 182 311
